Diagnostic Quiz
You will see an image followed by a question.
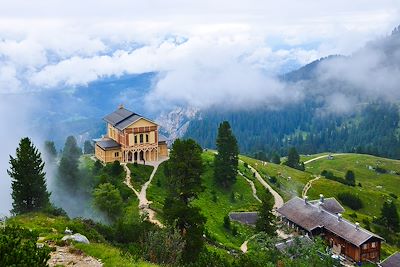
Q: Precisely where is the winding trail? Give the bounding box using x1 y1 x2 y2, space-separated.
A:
302 176 320 198
303 153 348 165
122 158 168 228
238 160 285 253
239 171 261 203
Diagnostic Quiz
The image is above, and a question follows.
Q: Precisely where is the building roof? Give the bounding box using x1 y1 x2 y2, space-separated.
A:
309 197 345 214
103 107 156 131
380 252 400 267
158 134 168 143
277 197 383 247
229 212 258 225
96 138 121 150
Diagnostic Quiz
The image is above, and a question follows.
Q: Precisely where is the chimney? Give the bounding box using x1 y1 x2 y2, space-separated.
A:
318 201 323 212
355 222 360 231
304 196 308 205
337 213 342 222
118 104 124 109
319 194 324 203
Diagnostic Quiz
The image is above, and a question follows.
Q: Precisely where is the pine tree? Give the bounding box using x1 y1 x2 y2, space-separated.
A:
271 152 281 164
44 141 57 160
285 147 301 169
345 170 355 186
83 140 94 154
58 136 81 193
380 201 400 232
163 139 206 263
7 138 50 214
256 189 276 235
214 121 239 188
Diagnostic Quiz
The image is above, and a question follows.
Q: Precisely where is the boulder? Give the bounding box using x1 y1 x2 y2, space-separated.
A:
62 233 90 244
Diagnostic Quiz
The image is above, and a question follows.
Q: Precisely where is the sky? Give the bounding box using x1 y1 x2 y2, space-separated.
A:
0 0 399 215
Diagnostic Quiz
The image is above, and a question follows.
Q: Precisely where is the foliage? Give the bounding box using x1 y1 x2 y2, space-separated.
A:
284 147 304 171
44 140 57 160
83 140 95 154
0 225 51 267
214 121 239 188
271 152 281 164
8 137 50 214
223 215 231 230
58 136 81 194
110 160 124 177
93 183 123 221
141 228 185 265
256 189 276 235
345 170 355 186
337 192 363 210
380 201 400 232
321 170 354 186
163 139 206 263
127 163 154 189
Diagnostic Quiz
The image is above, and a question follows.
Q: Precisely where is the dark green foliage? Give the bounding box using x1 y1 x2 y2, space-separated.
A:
185 103 400 160
271 152 281 164
284 147 304 171
93 160 103 175
337 192 363 210
83 140 94 154
345 170 355 186
230 191 236 203
231 225 238 236
269 176 277 184
163 138 206 263
58 136 81 194
214 121 239 188
256 189 276 235
390 193 398 199
164 139 204 203
44 140 57 160
223 215 231 230
375 166 387 174
321 170 354 186
380 201 400 232
141 229 185 265
110 160 123 177
8 138 50 214
185 249 230 267
0 225 51 267
93 183 123 221
254 151 268 161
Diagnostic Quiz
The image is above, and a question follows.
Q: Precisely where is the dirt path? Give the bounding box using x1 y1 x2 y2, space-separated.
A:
239 171 261 203
122 159 168 227
301 176 321 198
48 245 102 267
303 153 348 165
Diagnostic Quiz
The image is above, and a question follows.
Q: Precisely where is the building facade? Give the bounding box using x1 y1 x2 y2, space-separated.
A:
277 196 384 263
94 106 168 164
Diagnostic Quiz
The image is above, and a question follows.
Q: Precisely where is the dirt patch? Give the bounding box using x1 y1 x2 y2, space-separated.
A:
48 245 103 267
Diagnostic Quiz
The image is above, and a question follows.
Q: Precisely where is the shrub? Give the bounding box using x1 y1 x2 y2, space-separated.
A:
375 166 387 174
337 192 363 210
231 225 238 236
223 215 231 230
269 176 277 184
244 162 248 168
0 225 51 266
321 170 354 186
390 193 398 199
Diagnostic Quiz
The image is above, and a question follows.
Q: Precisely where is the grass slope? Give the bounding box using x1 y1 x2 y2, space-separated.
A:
147 151 260 249
127 163 154 190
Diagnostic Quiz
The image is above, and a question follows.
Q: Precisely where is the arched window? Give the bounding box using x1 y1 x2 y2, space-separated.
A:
140 134 143 143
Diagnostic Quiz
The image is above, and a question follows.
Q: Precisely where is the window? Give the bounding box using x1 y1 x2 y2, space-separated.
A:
371 242 376 248
134 135 137 144
362 244 368 250
114 152 119 157
146 134 149 143
140 134 143 143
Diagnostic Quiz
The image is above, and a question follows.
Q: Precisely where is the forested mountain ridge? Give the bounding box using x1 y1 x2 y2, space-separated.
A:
184 25 400 159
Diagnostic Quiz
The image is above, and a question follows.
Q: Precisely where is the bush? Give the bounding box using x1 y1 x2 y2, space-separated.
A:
337 192 363 210
375 166 387 174
0 225 51 266
269 176 277 184
244 162 248 168
223 215 231 230
321 170 354 186
231 225 238 236
390 193 398 199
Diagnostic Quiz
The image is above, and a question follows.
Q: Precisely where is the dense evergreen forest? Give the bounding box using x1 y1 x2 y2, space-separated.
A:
185 102 400 159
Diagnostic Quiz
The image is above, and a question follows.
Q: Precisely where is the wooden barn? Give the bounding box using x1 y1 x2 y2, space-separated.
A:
277 196 384 263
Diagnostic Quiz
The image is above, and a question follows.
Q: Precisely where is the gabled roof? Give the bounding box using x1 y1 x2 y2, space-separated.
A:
381 252 400 267
96 138 121 150
309 198 345 214
103 107 157 131
277 197 384 247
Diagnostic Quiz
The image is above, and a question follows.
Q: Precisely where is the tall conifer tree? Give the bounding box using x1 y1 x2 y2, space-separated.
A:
214 121 239 188
58 136 81 193
7 138 50 214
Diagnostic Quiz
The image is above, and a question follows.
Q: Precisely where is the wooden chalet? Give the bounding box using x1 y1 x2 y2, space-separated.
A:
277 196 384 263
94 105 168 163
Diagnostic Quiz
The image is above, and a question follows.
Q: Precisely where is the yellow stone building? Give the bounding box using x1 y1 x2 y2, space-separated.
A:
94 106 168 164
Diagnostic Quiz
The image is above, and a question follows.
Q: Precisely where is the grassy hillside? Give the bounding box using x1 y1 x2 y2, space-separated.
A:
127 163 154 190
147 151 262 249
7 213 158 267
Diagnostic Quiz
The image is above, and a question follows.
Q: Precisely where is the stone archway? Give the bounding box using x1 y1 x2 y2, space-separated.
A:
134 152 138 162
127 151 133 162
139 151 144 161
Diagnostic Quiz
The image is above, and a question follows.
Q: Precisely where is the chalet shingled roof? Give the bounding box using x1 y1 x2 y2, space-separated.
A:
277 197 383 247
96 139 121 150
309 197 345 214
103 107 157 131
380 252 400 267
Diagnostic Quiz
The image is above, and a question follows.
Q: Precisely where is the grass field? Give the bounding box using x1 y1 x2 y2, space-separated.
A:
127 163 154 190
239 155 315 201
147 151 261 249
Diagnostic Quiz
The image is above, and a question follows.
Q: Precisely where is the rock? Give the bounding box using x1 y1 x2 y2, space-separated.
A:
62 233 90 244
64 227 73 235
